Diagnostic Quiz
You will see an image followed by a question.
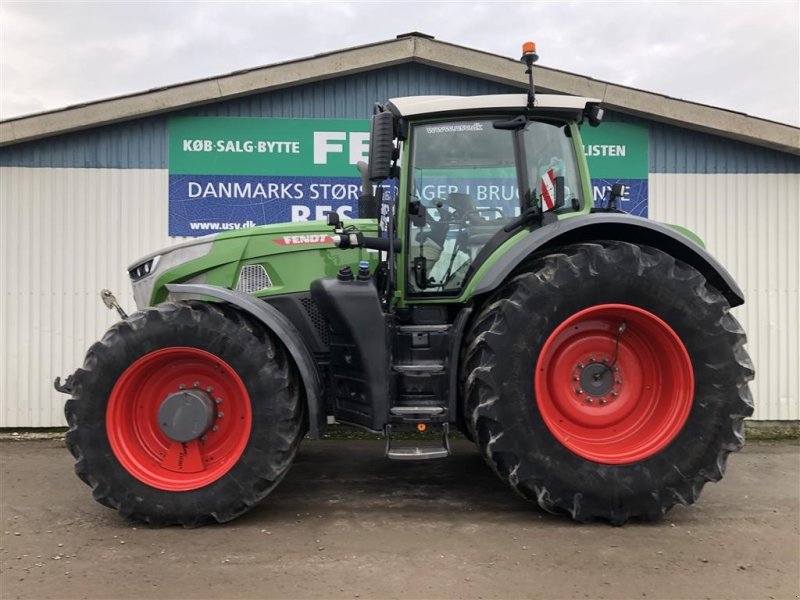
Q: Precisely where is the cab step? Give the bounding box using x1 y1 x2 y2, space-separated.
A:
396 324 450 333
393 364 444 373
389 406 445 416
385 423 450 461
387 446 450 460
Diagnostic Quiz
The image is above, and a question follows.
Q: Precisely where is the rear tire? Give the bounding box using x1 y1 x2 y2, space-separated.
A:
462 241 754 524
65 301 304 526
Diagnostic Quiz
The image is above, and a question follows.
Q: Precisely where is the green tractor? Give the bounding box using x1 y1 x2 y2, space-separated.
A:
58 44 753 526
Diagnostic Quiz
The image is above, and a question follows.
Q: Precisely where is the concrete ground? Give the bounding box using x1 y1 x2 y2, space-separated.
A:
1 438 798 600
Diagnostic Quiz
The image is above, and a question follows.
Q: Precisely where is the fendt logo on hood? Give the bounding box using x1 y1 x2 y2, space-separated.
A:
274 234 334 246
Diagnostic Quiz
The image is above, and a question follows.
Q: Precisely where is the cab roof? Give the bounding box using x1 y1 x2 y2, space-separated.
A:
386 94 599 119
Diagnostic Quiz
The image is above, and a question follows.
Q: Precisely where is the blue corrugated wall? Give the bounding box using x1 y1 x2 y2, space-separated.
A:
604 111 799 174
2 62 798 173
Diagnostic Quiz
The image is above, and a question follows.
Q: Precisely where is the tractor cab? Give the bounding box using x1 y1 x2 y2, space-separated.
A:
386 95 594 295
328 91 605 295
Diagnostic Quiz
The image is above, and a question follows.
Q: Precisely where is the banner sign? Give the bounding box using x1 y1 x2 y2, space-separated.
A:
582 122 650 217
168 117 369 236
169 117 650 236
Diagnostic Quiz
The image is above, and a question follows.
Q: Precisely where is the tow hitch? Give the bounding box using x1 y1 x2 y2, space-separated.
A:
101 289 128 320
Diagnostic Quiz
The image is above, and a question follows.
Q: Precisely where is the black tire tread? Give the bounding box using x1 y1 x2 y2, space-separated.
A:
65 300 304 526
462 241 754 524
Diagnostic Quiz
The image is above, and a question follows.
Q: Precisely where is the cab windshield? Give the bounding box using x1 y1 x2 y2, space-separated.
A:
407 117 580 294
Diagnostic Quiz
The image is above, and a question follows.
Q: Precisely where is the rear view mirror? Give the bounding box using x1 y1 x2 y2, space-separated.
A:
368 110 395 182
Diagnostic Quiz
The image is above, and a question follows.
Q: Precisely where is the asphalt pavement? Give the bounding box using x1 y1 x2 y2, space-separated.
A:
1 438 798 599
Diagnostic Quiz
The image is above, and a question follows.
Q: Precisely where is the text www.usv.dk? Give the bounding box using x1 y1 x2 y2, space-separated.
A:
189 220 258 231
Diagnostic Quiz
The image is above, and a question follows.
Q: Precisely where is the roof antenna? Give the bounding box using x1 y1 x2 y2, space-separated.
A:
520 41 539 109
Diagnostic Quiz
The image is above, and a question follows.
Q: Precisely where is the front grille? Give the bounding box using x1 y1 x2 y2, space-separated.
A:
300 296 330 346
235 264 272 294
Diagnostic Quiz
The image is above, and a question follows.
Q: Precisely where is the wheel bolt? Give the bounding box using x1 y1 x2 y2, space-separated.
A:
212 426 219 432
576 389 583 395
178 384 186 390
616 379 622 384
206 386 214 393
193 381 200 388
587 398 593 404
589 356 595 362
215 398 222 404
573 377 580 382
200 435 207 441
600 398 607 405
217 412 224 419
611 391 618 397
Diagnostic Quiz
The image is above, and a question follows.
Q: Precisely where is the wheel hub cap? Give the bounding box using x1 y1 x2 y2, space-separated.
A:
158 390 215 442
576 361 617 399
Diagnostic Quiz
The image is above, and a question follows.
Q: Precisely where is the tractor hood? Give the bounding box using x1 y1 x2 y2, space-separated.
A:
128 219 378 309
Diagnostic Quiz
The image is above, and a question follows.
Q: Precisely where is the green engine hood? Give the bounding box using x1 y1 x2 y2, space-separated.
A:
130 219 379 308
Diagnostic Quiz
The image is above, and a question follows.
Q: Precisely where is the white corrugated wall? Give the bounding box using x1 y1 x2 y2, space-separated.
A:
0 167 175 427
650 172 800 421
0 167 798 426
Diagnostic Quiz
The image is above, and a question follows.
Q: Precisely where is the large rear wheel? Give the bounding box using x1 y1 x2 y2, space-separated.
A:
462 241 754 524
65 301 304 526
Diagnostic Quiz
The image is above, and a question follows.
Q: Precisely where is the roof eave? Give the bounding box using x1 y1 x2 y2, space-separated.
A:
410 37 800 155
0 37 417 147
2 34 798 155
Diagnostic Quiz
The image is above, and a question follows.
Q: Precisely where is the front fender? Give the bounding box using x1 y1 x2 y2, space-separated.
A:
471 213 744 307
166 284 325 438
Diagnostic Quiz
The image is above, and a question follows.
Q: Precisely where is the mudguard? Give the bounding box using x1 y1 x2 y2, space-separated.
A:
472 213 745 307
166 283 325 438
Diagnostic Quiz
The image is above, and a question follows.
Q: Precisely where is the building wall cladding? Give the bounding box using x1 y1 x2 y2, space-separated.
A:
1 62 798 426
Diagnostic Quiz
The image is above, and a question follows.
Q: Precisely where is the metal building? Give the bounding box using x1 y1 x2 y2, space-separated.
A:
1 33 798 427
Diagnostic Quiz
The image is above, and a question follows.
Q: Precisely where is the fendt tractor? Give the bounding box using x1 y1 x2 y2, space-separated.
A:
57 43 754 526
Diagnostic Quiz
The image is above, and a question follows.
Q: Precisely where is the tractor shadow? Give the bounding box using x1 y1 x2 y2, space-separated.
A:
242 438 546 525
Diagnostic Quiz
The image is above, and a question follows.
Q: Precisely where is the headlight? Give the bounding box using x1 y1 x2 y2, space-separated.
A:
128 238 216 309
129 256 160 282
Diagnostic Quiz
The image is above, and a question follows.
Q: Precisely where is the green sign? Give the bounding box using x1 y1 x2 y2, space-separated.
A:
581 122 648 178
169 117 370 177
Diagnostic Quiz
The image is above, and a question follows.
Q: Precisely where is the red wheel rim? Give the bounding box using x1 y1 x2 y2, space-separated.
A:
106 347 252 491
534 304 693 465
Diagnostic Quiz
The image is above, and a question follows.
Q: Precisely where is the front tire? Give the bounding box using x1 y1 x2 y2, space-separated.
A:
65 301 304 526
463 241 754 524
